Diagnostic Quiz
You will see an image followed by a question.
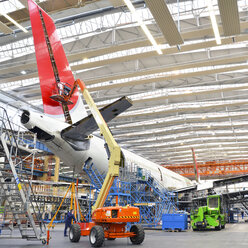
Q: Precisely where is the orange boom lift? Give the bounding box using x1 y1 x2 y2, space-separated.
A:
53 79 145 247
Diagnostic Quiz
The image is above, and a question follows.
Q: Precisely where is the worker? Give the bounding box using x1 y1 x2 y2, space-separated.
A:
241 210 244 219
57 81 64 95
64 209 76 237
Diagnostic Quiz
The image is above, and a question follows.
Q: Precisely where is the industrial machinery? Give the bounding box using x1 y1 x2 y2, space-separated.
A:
191 195 226 231
51 79 145 247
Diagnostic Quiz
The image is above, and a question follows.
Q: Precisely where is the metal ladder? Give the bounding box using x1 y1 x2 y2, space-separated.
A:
0 107 46 243
83 160 104 190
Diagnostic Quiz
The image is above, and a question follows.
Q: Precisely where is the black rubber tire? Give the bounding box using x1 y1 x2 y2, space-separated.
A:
215 218 221 231
221 224 225 229
69 224 81 243
130 224 145 245
107 238 116 240
89 226 105 247
41 239 46 245
192 228 198 231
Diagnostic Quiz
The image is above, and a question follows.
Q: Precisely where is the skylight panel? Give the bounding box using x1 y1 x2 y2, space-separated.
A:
0 0 24 14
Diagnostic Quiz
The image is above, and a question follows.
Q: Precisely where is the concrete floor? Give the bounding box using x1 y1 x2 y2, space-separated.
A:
0 223 247 248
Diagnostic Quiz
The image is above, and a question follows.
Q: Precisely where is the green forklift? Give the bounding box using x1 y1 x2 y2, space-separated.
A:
191 195 226 231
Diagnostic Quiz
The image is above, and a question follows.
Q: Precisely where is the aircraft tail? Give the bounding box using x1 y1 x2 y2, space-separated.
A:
28 0 86 123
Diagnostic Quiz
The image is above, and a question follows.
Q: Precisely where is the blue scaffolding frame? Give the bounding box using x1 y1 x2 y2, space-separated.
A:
82 160 177 227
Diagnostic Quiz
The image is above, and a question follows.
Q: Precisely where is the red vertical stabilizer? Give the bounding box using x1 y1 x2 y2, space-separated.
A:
28 0 80 117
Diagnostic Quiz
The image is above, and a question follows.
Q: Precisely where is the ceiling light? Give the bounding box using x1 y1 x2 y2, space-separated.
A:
208 125 211 128
207 0 221 45
0 11 28 33
173 70 180 75
21 70 26 75
202 116 206 120
82 58 89 63
123 0 162 55
63 171 73 174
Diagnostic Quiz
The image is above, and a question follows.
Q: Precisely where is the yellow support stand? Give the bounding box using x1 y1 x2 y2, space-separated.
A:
52 156 60 196
46 182 82 245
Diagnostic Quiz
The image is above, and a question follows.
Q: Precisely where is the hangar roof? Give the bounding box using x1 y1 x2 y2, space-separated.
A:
0 0 248 169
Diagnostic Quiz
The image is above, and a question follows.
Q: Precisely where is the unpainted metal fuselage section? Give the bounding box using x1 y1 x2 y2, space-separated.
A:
21 110 192 190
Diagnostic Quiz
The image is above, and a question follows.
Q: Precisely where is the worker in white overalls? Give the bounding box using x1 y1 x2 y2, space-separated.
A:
57 81 64 96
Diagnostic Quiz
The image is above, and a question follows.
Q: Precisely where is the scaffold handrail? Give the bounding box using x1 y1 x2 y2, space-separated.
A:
0 106 46 240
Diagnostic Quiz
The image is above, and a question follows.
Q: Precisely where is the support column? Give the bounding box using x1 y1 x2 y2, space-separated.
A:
191 148 200 183
52 156 60 196
52 156 60 183
41 156 49 181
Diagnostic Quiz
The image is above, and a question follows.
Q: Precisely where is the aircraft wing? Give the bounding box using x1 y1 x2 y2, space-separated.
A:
61 96 132 141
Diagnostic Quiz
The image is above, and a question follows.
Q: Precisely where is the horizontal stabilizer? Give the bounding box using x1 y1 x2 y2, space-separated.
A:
61 97 132 141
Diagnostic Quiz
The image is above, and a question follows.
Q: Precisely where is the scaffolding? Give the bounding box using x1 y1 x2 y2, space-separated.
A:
0 107 46 243
82 159 177 227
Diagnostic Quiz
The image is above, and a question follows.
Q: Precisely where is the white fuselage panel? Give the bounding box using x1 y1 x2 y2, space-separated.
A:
23 111 192 190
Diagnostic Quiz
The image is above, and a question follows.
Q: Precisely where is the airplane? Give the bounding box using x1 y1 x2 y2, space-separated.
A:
20 0 193 190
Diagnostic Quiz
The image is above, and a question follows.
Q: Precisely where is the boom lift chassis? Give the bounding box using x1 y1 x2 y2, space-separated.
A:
51 79 145 247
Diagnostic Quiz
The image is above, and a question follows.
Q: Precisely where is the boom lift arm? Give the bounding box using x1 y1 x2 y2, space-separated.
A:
71 79 123 211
